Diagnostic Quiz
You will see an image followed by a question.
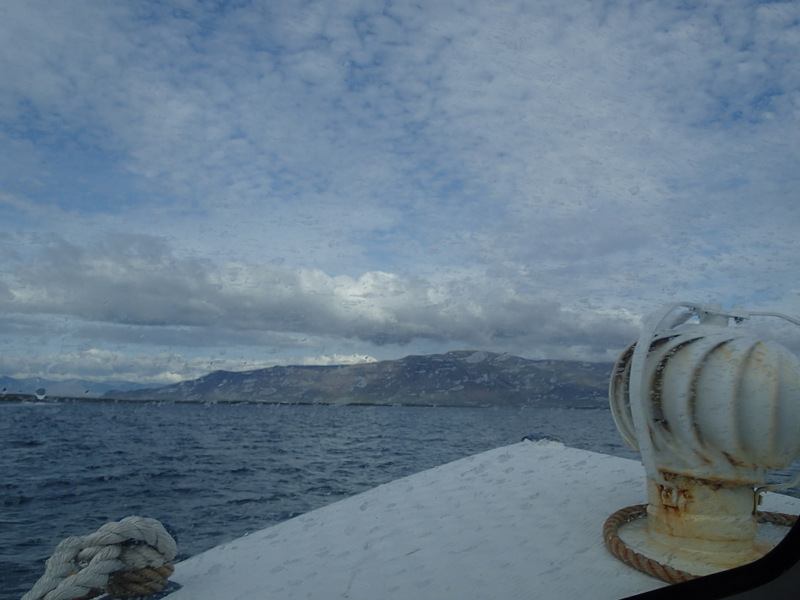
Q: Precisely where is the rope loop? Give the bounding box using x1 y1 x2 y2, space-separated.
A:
603 504 798 584
22 516 177 600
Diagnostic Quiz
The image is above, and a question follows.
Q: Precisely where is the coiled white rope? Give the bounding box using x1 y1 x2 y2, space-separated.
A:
22 516 177 600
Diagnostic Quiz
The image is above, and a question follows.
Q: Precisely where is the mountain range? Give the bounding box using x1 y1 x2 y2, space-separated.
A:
103 351 613 408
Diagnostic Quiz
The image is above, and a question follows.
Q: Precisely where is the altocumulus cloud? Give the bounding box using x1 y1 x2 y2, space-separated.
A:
1 0 799 381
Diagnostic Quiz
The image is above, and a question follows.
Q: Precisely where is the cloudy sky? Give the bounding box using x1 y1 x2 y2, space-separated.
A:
1 0 799 385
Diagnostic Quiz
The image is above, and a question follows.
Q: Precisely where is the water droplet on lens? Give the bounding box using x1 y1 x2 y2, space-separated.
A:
35 388 47 401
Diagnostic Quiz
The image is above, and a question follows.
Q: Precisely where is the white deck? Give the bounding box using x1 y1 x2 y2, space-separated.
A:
165 440 800 599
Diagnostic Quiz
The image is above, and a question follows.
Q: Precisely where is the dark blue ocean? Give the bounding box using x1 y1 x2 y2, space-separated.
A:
0 401 660 598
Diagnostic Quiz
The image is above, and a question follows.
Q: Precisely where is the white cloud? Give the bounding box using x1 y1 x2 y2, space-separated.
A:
299 354 377 366
1 0 799 382
0 233 639 376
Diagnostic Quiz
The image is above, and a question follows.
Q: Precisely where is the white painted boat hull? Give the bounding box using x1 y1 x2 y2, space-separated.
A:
164 440 800 599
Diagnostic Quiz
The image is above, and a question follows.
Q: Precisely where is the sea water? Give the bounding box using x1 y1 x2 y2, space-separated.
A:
0 401 646 598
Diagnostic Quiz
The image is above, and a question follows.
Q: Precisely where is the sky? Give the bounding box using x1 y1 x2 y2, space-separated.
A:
1 0 799 385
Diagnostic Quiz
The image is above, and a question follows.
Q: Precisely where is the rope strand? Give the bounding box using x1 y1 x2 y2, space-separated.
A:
22 517 177 600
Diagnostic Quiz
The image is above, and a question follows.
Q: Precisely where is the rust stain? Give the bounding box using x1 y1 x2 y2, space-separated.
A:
649 338 697 435
656 480 692 513
721 450 747 468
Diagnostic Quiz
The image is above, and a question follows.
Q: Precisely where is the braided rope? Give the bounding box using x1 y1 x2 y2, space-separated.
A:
106 564 175 598
603 504 798 584
22 516 177 600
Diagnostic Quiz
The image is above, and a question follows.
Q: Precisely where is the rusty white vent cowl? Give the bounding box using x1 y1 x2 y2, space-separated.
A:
608 302 800 575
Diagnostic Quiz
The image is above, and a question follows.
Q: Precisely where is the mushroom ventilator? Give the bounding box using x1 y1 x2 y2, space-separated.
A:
608 302 800 575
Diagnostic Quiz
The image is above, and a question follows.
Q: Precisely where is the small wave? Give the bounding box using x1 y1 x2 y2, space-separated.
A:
8 439 45 448
3 495 35 507
226 495 268 506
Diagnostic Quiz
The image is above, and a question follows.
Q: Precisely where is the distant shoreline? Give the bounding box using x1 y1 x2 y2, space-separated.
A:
1 395 608 409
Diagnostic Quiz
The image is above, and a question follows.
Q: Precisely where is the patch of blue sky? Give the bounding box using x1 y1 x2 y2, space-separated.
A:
1 144 154 218
747 87 785 116
352 226 421 273
703 88 786 125
345 62 387 95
